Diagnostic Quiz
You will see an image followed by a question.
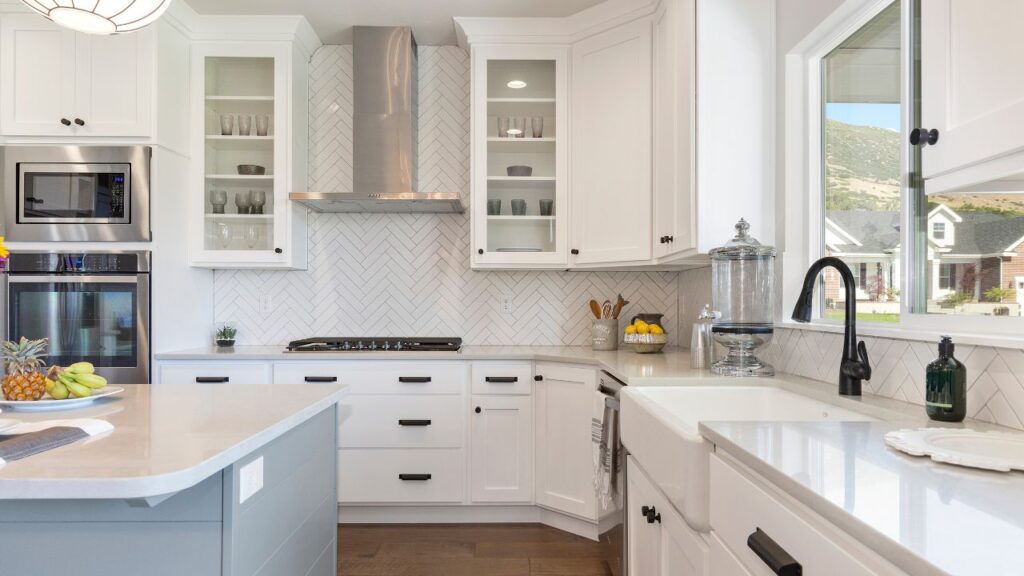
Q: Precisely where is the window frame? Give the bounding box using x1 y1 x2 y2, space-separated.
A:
782 0 1024 347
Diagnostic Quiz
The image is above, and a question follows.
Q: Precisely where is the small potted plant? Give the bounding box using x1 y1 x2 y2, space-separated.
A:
215 324 237 348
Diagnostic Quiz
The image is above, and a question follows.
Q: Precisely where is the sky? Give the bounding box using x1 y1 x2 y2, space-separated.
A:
826 103 900 131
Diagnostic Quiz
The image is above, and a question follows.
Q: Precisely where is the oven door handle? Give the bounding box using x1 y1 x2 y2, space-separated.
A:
6 275 140 284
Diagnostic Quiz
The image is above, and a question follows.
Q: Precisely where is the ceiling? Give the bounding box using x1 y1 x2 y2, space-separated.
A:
185 0 607 45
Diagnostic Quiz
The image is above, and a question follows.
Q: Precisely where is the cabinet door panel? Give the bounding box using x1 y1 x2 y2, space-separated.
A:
0 17 75 136
535 364 597 518
571 19 653 264
75 30 153 137
470 395 533 502
922 0 1024 179
627 457 662 576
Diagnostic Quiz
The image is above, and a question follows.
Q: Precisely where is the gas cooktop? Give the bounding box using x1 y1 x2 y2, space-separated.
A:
285 337 462 353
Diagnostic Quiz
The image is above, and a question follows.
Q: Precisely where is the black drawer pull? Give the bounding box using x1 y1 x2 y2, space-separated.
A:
485 376 518 383
304 376 338 382
747 528 802 576
398 419 432 426
398 376 432 383
398 473 432 481
196 376 229 383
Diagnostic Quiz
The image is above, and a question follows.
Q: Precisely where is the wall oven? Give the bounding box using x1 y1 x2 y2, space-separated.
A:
0 146 151 242
2 252 151 384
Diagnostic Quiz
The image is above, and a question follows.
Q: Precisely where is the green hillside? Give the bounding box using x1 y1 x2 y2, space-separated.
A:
825 119 900 212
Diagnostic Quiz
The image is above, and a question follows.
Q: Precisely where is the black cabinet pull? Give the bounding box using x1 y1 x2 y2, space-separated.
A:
475 406 482 414
747 528 802 576
398 473 431 481
274 247 283 254
60 118 71 126
485 376 518 383
195 376 229 383
398 419 431 426
398 376 431 383
304 376 338 383
74 118 85 126
571 248 579 255
667 236 674 243
478 249 484 255
641 505 661 524
534 375 543 381
909 127 939 146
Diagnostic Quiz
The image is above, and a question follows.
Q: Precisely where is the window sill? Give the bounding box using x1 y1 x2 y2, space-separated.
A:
775 319 1024 350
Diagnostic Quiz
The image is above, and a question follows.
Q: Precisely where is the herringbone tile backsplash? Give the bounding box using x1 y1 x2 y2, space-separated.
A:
214 46 681 346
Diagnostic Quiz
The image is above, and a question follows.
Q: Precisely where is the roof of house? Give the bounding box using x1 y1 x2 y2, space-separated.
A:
827 208 1024 256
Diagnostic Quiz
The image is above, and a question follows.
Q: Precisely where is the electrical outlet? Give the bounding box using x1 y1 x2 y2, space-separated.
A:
500 295 514 315
239 456 264 504
259 293 273 315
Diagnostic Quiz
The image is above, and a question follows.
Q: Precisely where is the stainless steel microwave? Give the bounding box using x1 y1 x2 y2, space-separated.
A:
0 146 151 242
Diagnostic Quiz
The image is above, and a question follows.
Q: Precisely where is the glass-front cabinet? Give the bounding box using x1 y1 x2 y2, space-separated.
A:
190 43 307 269
472 46 568 268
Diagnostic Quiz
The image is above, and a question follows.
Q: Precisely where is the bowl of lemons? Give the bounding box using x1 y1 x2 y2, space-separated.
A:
623 319 668 354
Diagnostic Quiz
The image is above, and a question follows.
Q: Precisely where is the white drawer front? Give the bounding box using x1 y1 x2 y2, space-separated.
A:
471 362 533 395
338 448 464 503
709 532 753 576
339 395 465 448
710 455 890 576
159 363 271 385
274 361 467 395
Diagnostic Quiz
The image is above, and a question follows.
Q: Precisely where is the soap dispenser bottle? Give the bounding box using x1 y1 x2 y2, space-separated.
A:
926 336 966 422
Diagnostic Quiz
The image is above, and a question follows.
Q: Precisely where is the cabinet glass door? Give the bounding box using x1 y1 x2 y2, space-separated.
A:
202 56 277 253
485 59 559 255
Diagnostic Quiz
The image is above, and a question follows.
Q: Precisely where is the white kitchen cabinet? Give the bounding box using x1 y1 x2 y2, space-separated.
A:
921 0 1024 189
534 363 597 519
189 42 308 269
570 18 653 265
470 45 570 269
470 395 534 503
627 456 708 576
0 14 152 137
158 362 272 384
652 0 696 259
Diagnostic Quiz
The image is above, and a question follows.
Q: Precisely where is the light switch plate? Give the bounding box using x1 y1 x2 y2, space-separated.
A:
239 456 264 504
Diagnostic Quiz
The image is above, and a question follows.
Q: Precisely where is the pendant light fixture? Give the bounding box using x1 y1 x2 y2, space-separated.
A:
20 0 173 35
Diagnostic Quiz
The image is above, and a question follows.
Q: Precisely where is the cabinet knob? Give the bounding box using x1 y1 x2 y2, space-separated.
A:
909 128 939 146
60 118 71 126
641 505 661 524
534 375 543 381
475 406 481 414
667 236 674 243
74 118 85 126
274 247 283 254
478 249 484 255
571 249 579 255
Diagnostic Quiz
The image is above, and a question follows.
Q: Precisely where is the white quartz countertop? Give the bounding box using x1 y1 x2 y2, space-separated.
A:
155 345 711 385
0 384 346 500
700 419 1024 576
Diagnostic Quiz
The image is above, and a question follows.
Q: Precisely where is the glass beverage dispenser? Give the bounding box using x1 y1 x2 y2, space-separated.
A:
709 219 775 376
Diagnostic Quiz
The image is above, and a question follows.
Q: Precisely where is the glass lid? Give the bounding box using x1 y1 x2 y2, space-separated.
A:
708 219 776 259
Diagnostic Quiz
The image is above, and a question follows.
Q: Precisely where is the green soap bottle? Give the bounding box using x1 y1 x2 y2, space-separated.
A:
925 336 966 422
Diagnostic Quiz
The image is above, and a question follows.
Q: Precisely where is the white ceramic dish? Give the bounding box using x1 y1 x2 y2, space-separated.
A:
0 387 124 412
885 428 1024 472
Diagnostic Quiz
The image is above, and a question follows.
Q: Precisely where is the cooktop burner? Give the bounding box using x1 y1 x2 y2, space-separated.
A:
285 337 462 353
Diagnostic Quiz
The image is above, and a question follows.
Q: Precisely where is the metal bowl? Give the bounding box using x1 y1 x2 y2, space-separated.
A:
506 165 533 177
237 164 266 176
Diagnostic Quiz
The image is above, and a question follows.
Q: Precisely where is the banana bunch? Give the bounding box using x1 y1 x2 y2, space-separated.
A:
45 362 107 400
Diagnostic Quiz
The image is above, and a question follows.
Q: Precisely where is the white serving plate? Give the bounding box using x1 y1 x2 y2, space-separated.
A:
885 428 1024 472
0 387 124 412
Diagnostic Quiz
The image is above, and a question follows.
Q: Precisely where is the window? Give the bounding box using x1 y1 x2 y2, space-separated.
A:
938 264 955 290
933 222 945 239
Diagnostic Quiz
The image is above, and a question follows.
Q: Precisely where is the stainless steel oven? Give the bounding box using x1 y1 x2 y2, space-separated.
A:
1 145 151 242
2 252 151 384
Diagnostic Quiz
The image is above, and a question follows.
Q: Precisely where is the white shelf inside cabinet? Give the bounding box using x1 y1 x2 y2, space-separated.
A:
487 215 556 221
487 176 556 190
205 95 274 102
487 98 556 115
204 214 274 221
205 135 274 151
205 174 274 181
487 137 556 153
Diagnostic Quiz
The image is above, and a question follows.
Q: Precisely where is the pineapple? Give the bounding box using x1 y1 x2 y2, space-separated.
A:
2 337 48 401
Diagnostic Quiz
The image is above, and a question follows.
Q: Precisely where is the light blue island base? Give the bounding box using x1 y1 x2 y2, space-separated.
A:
0 406 338 576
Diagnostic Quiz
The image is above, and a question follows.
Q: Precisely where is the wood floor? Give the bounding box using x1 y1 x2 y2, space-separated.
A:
338 523 623 576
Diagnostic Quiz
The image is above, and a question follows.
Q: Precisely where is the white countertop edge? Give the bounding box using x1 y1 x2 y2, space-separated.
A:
698 423 947 576
0 386 348 500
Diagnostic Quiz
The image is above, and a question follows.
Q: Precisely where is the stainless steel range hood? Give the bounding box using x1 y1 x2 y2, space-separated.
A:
290 26 466 213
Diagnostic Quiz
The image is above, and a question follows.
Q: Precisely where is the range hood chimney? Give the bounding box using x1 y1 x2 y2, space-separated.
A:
290 26 465 213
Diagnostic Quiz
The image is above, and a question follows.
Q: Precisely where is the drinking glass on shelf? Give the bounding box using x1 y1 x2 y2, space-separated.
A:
256 115 270 137
531 117 544 138
497 116 510 138
487 199 501 215
238 114 252 136
251 190 267 215
245 224 261 249
219 114 234 136
217 223 231 248
511 117 526 138
210 190 227 214
234 190 252 215
539 199 554 216
511 199 527 215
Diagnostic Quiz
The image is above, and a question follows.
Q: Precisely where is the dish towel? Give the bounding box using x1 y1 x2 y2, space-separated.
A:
591 392 620 511
0 419 113 466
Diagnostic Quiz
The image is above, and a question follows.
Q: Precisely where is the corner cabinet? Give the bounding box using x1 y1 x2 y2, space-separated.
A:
470 45 569 269
189 43 308 269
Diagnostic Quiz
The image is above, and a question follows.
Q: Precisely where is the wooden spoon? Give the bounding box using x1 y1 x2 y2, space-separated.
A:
589 299 603 320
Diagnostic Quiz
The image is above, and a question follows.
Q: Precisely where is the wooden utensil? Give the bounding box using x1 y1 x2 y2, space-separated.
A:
601 301 612 319
612 294 628 319
589 299 603 320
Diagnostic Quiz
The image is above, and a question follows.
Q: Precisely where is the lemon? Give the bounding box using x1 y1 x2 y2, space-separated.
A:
624 325 637 334
649 324 664 335
635 323 650 335
633 319 648 330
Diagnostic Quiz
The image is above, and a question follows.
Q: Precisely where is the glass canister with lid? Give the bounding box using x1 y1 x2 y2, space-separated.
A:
708 219 775 376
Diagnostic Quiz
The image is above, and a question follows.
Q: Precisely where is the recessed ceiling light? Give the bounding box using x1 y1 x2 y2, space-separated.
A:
507 80 527 89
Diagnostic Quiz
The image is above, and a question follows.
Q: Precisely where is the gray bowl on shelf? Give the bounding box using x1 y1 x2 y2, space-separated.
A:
506 165 533 177
237 164 266 176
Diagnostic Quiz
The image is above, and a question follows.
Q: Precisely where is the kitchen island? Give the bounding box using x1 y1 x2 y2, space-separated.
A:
0 383 346 576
